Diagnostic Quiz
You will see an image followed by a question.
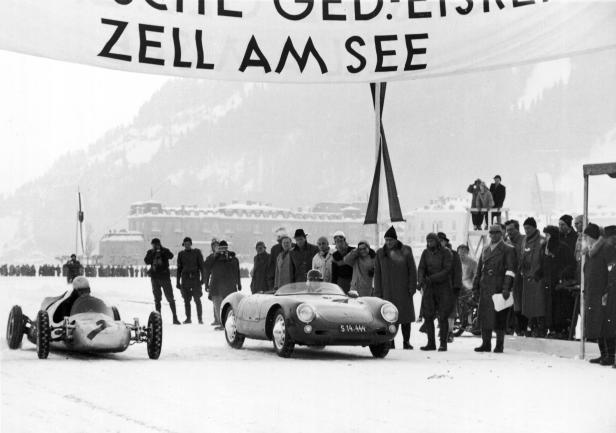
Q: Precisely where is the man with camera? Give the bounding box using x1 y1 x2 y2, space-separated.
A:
144 238 180 325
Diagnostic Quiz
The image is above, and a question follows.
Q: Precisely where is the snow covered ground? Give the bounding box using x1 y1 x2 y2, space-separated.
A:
1 277 615 433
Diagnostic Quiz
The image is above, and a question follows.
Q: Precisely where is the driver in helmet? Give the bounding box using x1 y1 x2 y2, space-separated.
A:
71 276 91 296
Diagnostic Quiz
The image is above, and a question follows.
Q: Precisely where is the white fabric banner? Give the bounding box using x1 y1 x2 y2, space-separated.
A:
1 0 615 83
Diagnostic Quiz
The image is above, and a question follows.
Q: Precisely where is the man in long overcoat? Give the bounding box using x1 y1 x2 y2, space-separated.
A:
418 233 454 351
204 240 241 330
374 227 417 350
250 241 270 294
520 217 545 337
473 225 516 352
603 226 616 368
505 219 525 335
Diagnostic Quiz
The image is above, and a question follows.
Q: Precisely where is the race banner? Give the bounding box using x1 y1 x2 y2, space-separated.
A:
1 0 615 83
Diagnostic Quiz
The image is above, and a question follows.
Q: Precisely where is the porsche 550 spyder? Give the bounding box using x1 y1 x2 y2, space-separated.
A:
6 279 163 359
220 281 399 358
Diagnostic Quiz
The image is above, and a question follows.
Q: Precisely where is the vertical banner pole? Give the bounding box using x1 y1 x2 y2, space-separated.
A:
374 83 382 246
580 174 589 359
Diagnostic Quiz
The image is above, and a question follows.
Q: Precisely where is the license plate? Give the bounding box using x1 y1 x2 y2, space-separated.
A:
340 324 366 333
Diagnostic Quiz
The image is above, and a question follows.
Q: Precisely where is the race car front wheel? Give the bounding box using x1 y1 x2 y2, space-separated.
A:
223 307 245 349
272 309 294 358
369 342 390 358
36 310 51 359
6 305 24 349
147 311 163 360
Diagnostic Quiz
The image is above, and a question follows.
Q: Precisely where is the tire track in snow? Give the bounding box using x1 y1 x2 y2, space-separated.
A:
62 394 179 433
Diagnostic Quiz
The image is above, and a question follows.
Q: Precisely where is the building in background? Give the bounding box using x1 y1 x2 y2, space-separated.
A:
404 197 469 250
98 200 373 264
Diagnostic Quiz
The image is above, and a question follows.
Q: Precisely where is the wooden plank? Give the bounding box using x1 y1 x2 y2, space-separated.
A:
582 162 616 177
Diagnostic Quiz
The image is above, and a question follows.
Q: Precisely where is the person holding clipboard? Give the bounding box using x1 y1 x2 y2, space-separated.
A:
473 225 516 353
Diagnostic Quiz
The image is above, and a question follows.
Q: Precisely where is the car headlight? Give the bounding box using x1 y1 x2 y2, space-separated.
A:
381 303 398 323
296 303 316 323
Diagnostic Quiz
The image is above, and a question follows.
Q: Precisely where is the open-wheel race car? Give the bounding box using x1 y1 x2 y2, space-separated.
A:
221 281 399 358
5 277 163 359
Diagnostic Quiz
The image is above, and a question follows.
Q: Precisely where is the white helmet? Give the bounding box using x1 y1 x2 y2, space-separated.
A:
72 276 91 294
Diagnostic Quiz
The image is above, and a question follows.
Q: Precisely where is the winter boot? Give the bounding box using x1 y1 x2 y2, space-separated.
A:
169 302 181 325
600 338 615 366
438 339 447 352
403 341 413 350
590 339 606 364
421 320 436 351
493 330 505 353
195 298 203 324
474 329 492 352
183 300 192 324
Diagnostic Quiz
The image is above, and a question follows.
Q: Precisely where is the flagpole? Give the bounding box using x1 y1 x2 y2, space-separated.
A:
374 82 381 247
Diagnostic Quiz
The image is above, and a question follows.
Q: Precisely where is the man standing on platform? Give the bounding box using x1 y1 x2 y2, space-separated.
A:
290 229 318 283
473 225 516 353
374 227 417 350
489 175 506 224
144 238 180 325
418 233 454 351
177 237 205 324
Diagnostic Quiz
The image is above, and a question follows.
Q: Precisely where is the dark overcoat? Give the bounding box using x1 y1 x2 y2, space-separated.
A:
290 243 319 283
508 233 525 312
205 251 241 298
250 252 270 294
604 248 616 338
520 231 545 318
374 241 417 323
418 247 454 319
584 240 610 339
473 241 516 330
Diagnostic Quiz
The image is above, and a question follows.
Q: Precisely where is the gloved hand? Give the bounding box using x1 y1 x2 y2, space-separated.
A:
502 289 511 300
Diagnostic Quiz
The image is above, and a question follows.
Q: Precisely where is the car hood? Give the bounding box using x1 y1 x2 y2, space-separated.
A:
291 295 376 324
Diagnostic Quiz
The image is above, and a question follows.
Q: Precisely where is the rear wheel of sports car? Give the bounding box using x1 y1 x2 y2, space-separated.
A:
272 309 294 358
6 305 24 349
369 342 390 358
36 310 50 359
223 308 245 349
147 311 163 360
112 306 121 321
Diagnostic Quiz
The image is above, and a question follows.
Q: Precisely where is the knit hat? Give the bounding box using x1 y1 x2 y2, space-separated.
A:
426 232 439 242
219 240 228 247
384 226 397 239
151 238 161 245
543 225 560 238
523 217 537 228
559 214 573 228
437 232 449 242
604 225 616 238
583 223 601 240
183 237 192 244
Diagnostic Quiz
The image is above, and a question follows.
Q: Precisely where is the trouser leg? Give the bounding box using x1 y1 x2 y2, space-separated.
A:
424 318 436 347
151 279 163 313
160 278 178 320
438 317 449 345
212 296 223 325
195 295 203 321
401 323 411 343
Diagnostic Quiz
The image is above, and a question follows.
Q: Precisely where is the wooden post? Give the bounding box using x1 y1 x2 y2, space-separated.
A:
374 83 381 247
580 174 589 359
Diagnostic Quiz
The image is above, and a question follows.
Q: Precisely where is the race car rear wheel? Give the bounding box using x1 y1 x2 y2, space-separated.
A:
369 342 390 358
223 307 245 349
147 311 163 360
6 305 24 349
272 309 294 358
36 310 51 359
112 306 121 321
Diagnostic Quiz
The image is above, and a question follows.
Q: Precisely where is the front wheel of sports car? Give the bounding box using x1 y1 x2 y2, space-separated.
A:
36 310 50 359
272 309 294 358
6 305 24 349
223 308 244 349
369 342 390 358
147 311 163 360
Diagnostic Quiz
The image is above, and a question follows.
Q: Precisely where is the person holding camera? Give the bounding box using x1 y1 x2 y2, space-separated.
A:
177 237 206 324
144 238 180 325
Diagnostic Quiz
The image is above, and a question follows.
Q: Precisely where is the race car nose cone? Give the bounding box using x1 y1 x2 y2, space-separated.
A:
303 325 313 334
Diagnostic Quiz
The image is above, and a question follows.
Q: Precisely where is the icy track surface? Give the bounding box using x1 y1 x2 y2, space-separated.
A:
1 277 615 433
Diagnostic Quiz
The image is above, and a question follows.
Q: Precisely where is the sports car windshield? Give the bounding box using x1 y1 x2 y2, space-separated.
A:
276 282 346 296
70 295 114 316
